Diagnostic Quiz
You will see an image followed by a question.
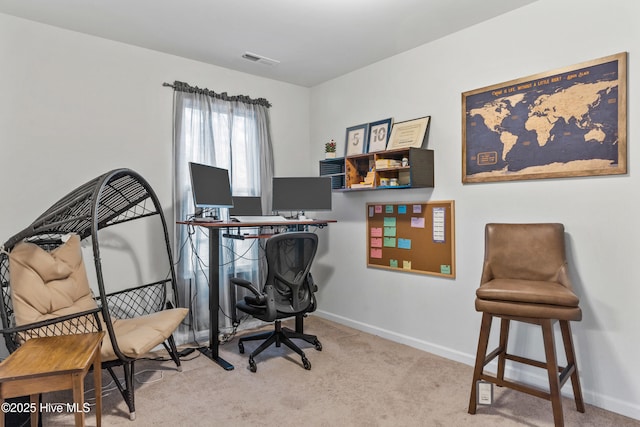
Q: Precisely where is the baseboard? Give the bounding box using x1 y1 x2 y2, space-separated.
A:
314 310 640 421
314 310 475 365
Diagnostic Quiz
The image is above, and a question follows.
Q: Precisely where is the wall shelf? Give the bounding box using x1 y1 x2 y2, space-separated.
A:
320 148 433 191
319 157 346 189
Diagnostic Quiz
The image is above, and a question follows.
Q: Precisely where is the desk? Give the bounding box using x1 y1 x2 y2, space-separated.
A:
178 219 336 370
0 332 105 427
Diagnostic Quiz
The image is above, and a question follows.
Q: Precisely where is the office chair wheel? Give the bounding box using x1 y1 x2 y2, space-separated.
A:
302 356 311 370
314 339 322 351
248 356 257 373
238 341 245 354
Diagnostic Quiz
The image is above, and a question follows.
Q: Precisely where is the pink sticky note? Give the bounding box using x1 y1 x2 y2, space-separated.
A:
375 205 383 213
371 227 383 237
371 237 382 247
371 248 383 259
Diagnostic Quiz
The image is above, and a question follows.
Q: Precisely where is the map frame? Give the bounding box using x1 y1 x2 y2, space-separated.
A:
462 52 627 183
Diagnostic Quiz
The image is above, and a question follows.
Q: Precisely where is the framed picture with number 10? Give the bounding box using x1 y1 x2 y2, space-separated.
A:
368 118 393 152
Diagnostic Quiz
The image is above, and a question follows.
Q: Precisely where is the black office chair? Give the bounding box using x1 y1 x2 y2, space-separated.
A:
231 232 322 372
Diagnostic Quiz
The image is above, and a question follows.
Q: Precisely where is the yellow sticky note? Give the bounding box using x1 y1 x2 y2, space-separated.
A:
403 260 411 269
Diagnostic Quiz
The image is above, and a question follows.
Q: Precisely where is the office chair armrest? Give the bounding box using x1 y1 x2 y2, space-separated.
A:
230 277 261 296
262 284 277 321
307 272 318 293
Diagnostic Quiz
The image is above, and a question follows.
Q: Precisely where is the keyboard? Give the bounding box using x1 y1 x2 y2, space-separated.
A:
193 217 222 223
231 215 289 223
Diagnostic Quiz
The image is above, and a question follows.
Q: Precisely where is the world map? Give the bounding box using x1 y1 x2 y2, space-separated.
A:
463 55 624 182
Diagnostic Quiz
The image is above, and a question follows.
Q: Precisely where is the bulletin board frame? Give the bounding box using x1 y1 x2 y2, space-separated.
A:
366 200 455 278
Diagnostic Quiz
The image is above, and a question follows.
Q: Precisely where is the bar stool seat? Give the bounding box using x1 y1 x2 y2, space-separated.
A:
468 223 585 427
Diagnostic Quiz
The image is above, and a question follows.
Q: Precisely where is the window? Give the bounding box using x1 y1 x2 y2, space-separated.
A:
172 87 273 340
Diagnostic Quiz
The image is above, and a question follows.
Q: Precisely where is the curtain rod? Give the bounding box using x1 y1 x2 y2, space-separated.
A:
163 81 271 108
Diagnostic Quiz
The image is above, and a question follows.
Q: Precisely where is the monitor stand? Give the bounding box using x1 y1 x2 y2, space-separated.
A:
194 207 222 222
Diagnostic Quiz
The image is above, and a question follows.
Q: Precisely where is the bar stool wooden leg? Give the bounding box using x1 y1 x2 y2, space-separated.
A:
469 312 493 414
560 321 585 413
497 318 510 382
541 319 563 427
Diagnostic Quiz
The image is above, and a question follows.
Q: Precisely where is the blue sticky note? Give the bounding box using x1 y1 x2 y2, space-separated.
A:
398 238 411 249
398 205 407 214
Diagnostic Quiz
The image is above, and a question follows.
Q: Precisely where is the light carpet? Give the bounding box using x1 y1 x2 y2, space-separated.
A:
42 316 639 426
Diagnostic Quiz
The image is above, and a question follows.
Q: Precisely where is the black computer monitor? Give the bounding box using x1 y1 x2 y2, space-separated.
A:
188 162 233 209
272 177 332 212
229 196 263 216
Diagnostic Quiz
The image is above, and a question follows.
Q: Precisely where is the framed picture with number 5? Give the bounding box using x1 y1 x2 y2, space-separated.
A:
345 123 370 156
367 118 393 152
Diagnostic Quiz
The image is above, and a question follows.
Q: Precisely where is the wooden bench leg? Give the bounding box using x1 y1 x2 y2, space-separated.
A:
469 312 493 414
93 345 102 427
30 394 39 427
72 372 85 427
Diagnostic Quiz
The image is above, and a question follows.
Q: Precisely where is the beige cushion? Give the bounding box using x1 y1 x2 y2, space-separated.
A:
100 308 189 361
9 234 98 326
9 234 188 360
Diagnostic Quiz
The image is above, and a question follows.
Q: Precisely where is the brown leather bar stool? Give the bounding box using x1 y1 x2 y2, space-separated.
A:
468 223 585 427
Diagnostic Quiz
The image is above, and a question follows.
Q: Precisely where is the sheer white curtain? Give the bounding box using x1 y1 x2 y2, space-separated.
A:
171 86 274 344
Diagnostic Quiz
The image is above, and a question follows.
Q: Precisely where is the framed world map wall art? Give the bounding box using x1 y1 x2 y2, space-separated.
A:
462 52 627 183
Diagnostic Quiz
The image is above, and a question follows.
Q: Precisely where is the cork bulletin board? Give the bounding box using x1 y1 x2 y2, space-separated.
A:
366 200 455 278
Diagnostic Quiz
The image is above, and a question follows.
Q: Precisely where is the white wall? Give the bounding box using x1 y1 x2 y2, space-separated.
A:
0 13 310 245
310 0 640 420
1 0 639 421
0 13 311 356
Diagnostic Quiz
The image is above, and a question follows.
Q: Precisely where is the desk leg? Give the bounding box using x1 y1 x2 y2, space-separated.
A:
197 227 234 371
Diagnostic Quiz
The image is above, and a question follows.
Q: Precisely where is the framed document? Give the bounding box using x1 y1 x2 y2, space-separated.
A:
367 118 393 152
345 123 370 156
387 116 430 150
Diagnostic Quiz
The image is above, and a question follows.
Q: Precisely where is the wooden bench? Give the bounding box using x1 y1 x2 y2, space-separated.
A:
0 332 104 427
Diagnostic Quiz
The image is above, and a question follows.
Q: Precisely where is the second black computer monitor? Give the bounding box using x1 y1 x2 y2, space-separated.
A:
272 177 332 213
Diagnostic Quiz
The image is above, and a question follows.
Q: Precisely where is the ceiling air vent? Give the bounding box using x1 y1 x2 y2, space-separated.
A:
242 51 280 66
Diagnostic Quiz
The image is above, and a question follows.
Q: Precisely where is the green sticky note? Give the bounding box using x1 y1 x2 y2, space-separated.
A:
383 237 396 247
390 259 398 268
383 217 396 227
441 265 451 275
385 205 394 213
383 227 396 237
